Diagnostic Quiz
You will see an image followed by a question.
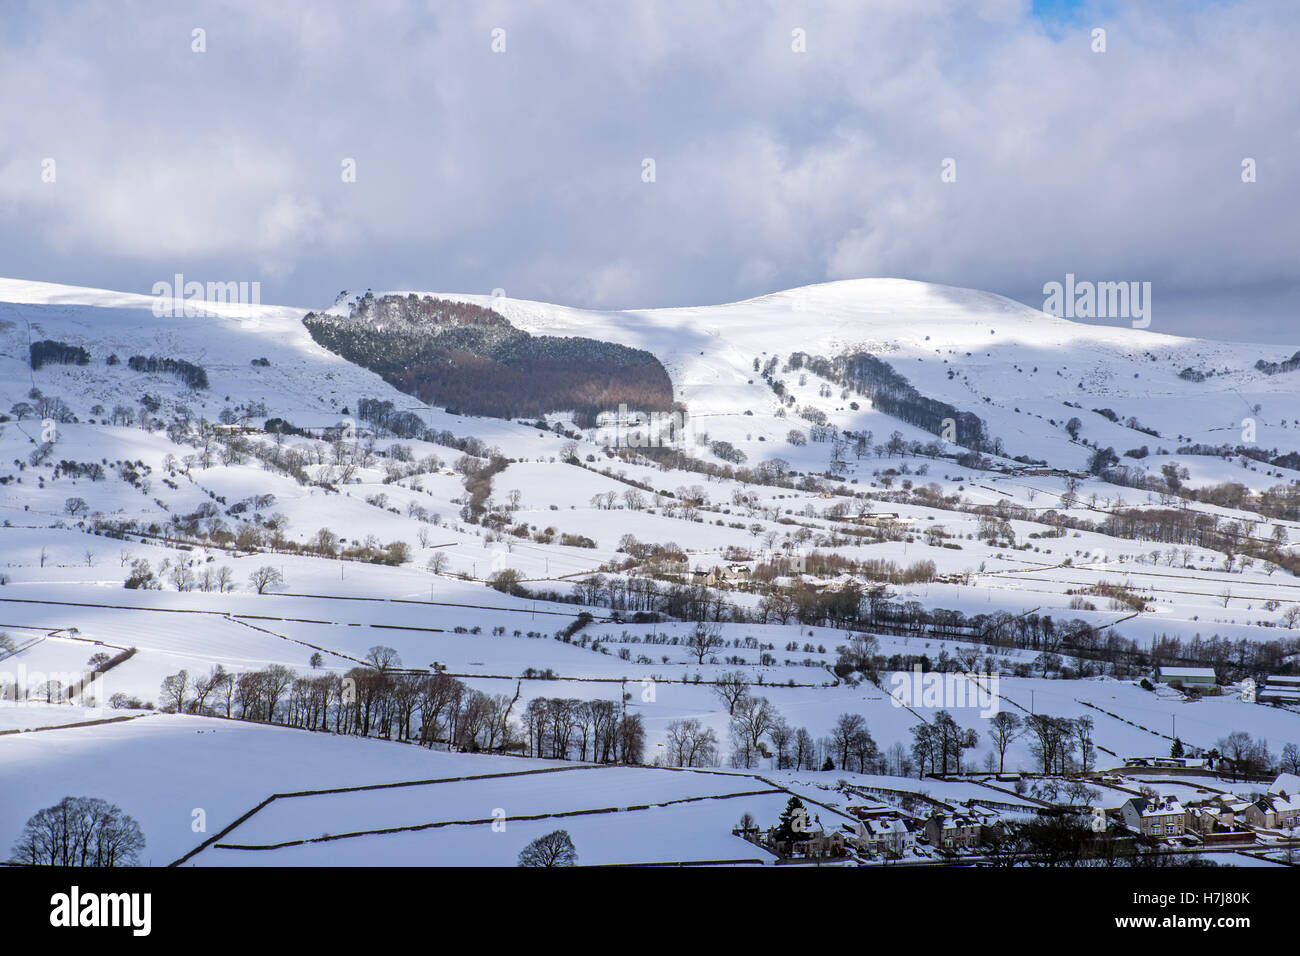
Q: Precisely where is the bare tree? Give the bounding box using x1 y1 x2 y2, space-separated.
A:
830 712 868 771
794 728 817 770
189 665 230 715
216 565 236 593
518 829 577 867
159 669 190 713
768 718 795 769
686 622 724 665
835 633 880 681
1073 715 1096 772
987 711 1022 774
1281 743 1300 775
1216 730 1272 779
10 796 145 866
365 645 401 673
711 670 750 716
248 565 284 594
664 718 719 767
731 696 776 768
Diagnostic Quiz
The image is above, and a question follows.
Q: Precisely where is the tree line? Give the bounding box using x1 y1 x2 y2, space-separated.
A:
29 339 90 369
153 647 645 761
126 354 209 389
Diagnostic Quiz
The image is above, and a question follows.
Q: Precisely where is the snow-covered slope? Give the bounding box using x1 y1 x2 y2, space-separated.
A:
6 275 1298 471
2 276 1298 870
371 278 1300 470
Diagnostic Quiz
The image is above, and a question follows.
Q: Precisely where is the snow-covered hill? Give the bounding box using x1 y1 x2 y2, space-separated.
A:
3 275 1299 868
6 276 1299 479
446 278 1300 471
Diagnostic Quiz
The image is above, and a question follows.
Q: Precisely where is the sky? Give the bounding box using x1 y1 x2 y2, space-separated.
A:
1 0 1297 345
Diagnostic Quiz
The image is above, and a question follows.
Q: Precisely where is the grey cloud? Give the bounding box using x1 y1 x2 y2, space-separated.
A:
0 0 1295 342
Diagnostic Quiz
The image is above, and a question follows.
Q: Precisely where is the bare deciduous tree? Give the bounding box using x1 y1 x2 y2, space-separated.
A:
988 711 1022 774
518 829 577 867
664 718 719 767
686 622 724 665
711 670 750 716
11 796 145 867
248 565 284 594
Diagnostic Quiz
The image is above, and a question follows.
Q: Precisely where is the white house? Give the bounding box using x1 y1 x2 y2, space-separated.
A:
851 813 918 856
923 809 993 849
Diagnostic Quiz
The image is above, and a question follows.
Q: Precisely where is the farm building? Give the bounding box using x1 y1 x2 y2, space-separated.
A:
1157 666 1216 688
1257 674 1300 704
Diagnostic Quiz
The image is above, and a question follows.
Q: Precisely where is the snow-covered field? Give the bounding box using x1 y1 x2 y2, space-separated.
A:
3 276 1298 867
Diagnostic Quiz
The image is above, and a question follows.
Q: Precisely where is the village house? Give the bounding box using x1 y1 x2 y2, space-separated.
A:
1125 756 1194 769
923 810 988 850
212 423 257 436
1119 796 1186 837
1244 794 1300 831
725 563 751 581
763 826 847 861
1244 775 1300 830
1183 794 1252 835
700 563 751 586
1183 798 1226 834
1222 795 1256 823
804 828 847 858
855 816 917 857
933 573 969 584
853 512 916 528
846 807 919 857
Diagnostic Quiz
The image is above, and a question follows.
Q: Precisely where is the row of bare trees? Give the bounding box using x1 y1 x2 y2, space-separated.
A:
520 697 645 763
156 647 647 760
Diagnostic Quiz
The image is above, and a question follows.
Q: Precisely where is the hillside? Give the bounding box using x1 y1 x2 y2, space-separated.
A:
2 275 1299 868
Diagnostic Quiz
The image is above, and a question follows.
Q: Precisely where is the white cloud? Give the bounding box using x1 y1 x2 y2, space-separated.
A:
0 0 1296 340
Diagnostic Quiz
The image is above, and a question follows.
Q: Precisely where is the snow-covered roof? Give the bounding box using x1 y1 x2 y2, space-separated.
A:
1158 667 1216 680
857 816 915 837
1269 773 1300 797
1127 796 1184 817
